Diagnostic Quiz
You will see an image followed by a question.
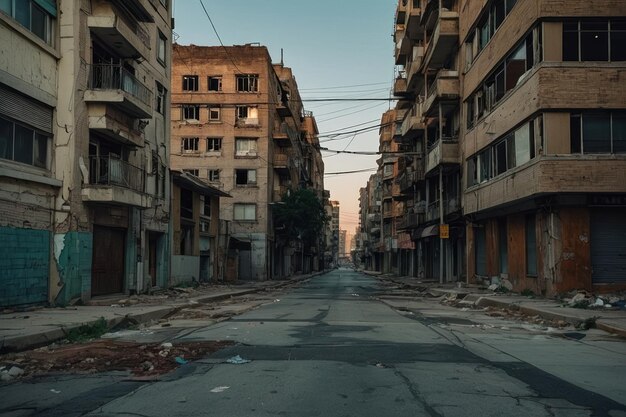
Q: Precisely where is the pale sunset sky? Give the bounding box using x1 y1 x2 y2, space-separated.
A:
173 1 397 233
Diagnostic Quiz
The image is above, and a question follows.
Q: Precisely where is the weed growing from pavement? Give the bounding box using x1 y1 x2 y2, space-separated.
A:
66 317 108 343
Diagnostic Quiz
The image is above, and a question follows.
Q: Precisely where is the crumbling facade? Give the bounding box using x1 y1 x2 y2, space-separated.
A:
1 0 172 306
386 0 626 295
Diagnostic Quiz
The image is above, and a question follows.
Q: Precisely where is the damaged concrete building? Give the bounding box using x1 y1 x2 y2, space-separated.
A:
378 0 626 296
0 0 173 306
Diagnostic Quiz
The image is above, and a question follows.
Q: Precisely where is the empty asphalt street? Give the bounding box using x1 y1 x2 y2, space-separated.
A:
1 268 625 417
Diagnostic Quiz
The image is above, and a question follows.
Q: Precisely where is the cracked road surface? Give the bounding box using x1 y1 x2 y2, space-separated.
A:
1 268 625 416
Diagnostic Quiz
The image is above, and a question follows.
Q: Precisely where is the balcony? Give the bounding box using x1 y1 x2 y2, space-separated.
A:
368 213 381 224
88 3 151 60
425 138 459 175
273 122 296 147
400 105 425 139
273 153 290 177
423 70 460 116
406 46 425 92
405 4 422 40
395 25 410 65
85 64 153 119
423 10 459 69
87 105 145 147
396 0 407 25
393 75 408 97
82 156 151 208
398 212 424 230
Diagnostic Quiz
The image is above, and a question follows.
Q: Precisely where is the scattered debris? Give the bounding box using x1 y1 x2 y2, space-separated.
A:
210 386 230 393
226 355 251 365
50 389 61 394
0 340 234 379
561 290 626 310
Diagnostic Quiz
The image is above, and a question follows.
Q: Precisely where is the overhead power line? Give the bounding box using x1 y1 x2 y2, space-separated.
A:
198 0 244 75
325 168 378 176
299 82 391 91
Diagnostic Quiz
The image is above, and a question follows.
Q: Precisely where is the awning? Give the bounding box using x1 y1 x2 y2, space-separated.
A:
420 224 439 238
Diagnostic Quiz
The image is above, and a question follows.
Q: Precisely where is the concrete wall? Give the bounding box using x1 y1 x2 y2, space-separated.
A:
171 255 200 286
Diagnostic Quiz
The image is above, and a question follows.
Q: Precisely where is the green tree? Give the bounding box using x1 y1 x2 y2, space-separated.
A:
273 188 329 244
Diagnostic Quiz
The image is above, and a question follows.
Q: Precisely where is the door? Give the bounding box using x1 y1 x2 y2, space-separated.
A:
92 226 125 295
149 232 158 287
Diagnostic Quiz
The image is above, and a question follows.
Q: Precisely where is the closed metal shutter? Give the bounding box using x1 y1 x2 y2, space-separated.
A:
0 84 53 134
591 209 626 284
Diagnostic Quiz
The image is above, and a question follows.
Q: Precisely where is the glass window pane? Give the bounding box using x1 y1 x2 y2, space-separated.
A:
31 4 47 41
581 21 608 31
34 133 47 168
583 113 611 153
15 1 30 28
570 114 581 153
480 20 490 50
514 123 530 165
612 113 626 153
562 29 579 61
495 67 505 101
494 0 505 30
14 124 33 164
505 0 517 14
0 0 11 14
506 134 516 167
496 141 507 175
610 30 626 61
0 117 13 160
580 28 609 61
505 43 526 90
612 20 626 31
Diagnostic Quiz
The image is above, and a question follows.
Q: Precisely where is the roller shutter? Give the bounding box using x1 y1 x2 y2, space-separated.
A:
0 84 53 134
591 209 626 284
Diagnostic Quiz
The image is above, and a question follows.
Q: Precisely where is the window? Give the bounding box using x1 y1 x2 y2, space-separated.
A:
563 20 626 62
201 195 211 217
235 169 257 186
472 0 518 57
234 203 256 221
182 105 200 121
208 76 222 91
208 169 220 182
383 163 394 177
235 137 258 157
183 169 199 176
157 30 167 65
525 214 537 276
182 75 199 91
207 137 222 152
0 116 49 168
1 0 55 45
181 137 199 153
208 106 221 122
466 30 538 129
156 82 166 115
236 106 259 125
236 74 259 92
570 111 626 154
467 120 536 187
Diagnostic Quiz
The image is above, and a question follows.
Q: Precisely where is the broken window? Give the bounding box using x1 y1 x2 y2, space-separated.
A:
182 75 199 91
156 82 166 115
236 74 259 92
157 30 167 66
235 169 257 186
201 195 211 218
183 169 199 176
236 106 259 125
207 137 222 152
208 106 221 122
208 169 220 182
208 76 222 91
181 137 199 153
182 105 200 121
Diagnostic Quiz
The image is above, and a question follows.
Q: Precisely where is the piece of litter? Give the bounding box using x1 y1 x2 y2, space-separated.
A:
160 342 173 349
274 299 281 302
226 355 251 364
50 389 61 394
210 386 230 393
175 357 188 365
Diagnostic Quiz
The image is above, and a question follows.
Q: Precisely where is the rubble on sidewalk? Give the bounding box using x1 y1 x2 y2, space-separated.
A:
559 290 626 310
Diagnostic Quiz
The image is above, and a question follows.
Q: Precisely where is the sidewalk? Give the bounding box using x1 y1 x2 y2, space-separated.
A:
0 273 319 353
370 273 626 338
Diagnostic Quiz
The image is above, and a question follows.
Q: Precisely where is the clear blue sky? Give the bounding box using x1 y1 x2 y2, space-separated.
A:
173 0 397 233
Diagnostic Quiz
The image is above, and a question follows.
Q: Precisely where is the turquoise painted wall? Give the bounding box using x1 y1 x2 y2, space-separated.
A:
0 227 50 307
54 232 92 306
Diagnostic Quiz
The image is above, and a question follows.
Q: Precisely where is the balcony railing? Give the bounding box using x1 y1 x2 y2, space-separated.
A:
89 155 145 193
89 64 152 108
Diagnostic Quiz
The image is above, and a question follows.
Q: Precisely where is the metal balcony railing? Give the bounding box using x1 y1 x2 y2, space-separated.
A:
89 155 145 193
88 64 153 108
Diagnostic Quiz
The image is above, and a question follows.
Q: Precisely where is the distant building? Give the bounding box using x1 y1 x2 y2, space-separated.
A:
170 44 323 281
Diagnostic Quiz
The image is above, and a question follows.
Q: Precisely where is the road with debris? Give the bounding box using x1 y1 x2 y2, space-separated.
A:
1 268 626 416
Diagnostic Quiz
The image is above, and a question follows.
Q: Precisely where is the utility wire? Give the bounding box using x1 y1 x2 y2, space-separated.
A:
299 82 391 91
198 0 244 75
325 167 378 176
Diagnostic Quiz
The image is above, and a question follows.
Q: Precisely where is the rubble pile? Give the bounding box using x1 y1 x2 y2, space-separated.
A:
561 291 626 310
0 339 234 380
484 306 570 329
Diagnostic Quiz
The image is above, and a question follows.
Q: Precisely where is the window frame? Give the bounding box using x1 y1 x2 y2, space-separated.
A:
157 30 167 66
181 104 200 121
182 75 199 92
235 137 258 157
0 115 50 169
208 105 221 122
235 168 257 186
208 169 220 182
206 137 222 152
180 137 200 153
236 74 259 92
233 203 257 221
208 76 222 92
